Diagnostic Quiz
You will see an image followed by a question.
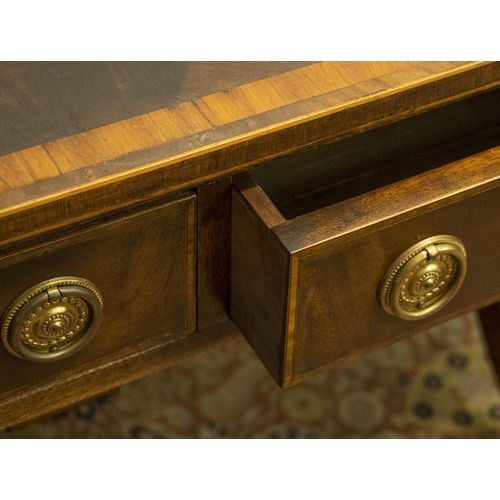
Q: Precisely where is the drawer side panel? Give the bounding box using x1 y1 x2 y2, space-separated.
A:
231 186 290 385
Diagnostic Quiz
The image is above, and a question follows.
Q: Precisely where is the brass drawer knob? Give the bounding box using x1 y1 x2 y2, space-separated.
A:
1 277 103 362
379 235 467 320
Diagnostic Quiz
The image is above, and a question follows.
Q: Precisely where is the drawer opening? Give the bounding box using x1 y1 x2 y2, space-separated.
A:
249 86 500 221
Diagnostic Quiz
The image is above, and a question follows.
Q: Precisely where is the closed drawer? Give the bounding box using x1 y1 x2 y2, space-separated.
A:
0 192 195 394
231 87 500 387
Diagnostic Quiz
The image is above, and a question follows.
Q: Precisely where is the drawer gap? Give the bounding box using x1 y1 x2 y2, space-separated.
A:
250 86 500 221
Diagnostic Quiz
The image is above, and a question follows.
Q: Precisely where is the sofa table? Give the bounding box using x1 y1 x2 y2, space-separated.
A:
1 61 500 429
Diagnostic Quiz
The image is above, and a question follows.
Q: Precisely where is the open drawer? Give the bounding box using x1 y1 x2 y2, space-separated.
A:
231 86 500 387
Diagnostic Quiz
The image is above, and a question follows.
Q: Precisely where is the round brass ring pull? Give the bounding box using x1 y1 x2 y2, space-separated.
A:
379 235 467 320
1 277 103 362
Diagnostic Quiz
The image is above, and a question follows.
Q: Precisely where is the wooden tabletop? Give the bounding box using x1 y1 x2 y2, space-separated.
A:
1 61 500 245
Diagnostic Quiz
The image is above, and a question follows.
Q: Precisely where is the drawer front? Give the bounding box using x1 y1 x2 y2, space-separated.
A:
0 192 196 395
231 148 500 387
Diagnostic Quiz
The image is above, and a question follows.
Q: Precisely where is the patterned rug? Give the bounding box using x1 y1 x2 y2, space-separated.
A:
2 312 500 438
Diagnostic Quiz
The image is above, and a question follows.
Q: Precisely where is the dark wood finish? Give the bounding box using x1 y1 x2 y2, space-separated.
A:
251 85 500 219
479 303 500 382
1 62 499 240
274 146 500 252
288 187 500 385
0 192 196 396
196 178 232 331
4 62 500 427
0 175 195 247
0 321 242 430
231 182 290 383
233 139 500 385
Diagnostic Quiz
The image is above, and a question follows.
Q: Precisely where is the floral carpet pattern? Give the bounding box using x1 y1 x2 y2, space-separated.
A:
2 312 500 438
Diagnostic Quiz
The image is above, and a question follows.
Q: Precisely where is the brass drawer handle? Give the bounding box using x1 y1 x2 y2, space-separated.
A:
379 235 467 320
1 277 103 362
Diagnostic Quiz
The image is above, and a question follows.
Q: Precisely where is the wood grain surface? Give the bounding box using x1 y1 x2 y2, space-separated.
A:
2 61 499 245
274 146 500 253
251 85 500 220
3 61 500 419
0 62 311 156
281 146 500 382
196 178 232 331
287 185 500 385
231 177 290 384
0 192 196 397
233 137 500 385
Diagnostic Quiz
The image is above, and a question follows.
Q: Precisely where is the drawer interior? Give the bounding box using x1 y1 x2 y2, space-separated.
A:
250 86 500 220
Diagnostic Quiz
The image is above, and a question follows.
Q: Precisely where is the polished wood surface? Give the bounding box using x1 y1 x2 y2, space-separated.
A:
0 192 196 395
2 62 500 428
287 186 500 385
196 178 232 331
234 170 500 385
1 62 499 245
274 146 500 252
251 86 500 219
232 92 500 385
231 180 290 383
